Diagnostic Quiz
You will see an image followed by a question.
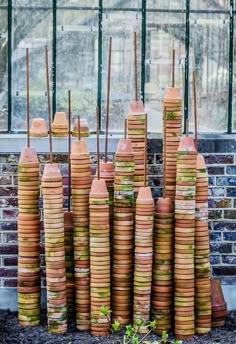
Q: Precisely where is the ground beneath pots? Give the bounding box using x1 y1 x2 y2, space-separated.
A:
0 310 236 344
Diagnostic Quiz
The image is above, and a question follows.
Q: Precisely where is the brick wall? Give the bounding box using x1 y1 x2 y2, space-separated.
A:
0 138 236 290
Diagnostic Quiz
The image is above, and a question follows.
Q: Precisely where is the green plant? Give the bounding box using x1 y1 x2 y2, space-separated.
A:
100 306 182 344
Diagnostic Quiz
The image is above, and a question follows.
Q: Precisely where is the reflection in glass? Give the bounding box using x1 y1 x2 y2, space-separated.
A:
145 8 185 132
102 10 141 132
189 13 229 132
56 9 98 131
11 3 52 131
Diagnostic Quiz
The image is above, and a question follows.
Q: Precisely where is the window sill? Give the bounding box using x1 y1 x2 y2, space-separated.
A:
0 133 236 153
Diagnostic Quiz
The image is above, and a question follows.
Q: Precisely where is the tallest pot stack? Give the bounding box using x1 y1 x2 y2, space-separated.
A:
174 136 197 340
163 87 182 201
17 147 40 326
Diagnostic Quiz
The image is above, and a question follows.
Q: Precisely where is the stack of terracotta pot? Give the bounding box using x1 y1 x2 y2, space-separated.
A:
89 179 110 335
52 112 68 137
133 187 153 333
174 136 197 339
72 118 90 137
163 87 182 201
127 101 146 200
211 279 227 327
30 118 48 137
70 140 91 330
195 154 211 334
64 211 74 317
152 197 174 334
98 161 114 230
41 163 67 333
112 138 135 327
17 147 41 326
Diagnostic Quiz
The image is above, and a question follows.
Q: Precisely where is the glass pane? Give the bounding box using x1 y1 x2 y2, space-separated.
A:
11 4 52 131
103 0 141 9
101 10 142 132
0 6 8 131
12 0 51 8
189 13 229 132
57 9 98 131
145 10 185 132
147 0 185 10
57 0 98 8
191 0 229 11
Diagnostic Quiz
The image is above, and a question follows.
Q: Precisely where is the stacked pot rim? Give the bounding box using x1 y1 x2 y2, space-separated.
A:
127 101 147 200
152 197 174 335
163 86 182 201
89 179 110 336
42 163 67 333
71 139 91 331
174 136 197 340
52 112 68 137
195 154 211 334
112 138 135 327
72 118 90 137
133 186 154 333
18 147 41 327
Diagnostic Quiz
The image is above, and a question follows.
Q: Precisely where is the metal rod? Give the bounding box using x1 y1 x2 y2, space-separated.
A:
105 36 112 163
193 70 198 150
186 118 189 137
52 0 57 119
97 0 103 129
124 118 127 139
45 45 53 164
26 48 30 148
172 44 175 88
144 113 147 188
7 0 12 133
68 90 71 212
134 31 138 102
96 107 100 180
163 108 167 199
78 115 81 141
141 0 147 104
228 0 234 134
184 0 190 134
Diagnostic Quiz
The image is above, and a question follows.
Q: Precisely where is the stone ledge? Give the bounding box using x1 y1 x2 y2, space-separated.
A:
0 134 236 153
0 285 235 311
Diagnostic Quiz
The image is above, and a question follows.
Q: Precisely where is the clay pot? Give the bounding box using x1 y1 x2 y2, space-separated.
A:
52 112 68 137
30 118 48 137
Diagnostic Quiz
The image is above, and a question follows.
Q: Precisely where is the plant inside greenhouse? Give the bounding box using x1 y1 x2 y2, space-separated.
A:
0 1 236 344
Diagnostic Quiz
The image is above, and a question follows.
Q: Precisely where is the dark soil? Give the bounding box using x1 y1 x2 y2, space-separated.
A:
0 310 235 344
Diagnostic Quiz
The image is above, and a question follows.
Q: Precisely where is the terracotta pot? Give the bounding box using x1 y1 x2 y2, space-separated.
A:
30 118 48 137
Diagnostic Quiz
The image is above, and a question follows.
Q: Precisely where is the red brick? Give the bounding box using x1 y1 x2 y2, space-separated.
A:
0 187 18 197
3 279 17 287
0 245 18 254
3 256 18 266
2 233 18 244
0 268 17 277
2 164 18 174
0 176 12 185
0 198 18 208
2 209 18 219
0 222 17 231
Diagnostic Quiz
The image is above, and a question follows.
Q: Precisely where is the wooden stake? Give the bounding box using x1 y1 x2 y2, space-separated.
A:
144 113 147 188
45 45 53 164
124 118 127 139
163 108 167 199
172 44 175 88
78 115 81 141
134 31 138 102
68 90 71 212
96 107 100 180
105 37 112 163
193 70 198 151
26 48 30 148
186 118 189 137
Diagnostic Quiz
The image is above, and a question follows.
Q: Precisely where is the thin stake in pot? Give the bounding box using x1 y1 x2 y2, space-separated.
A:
45 45 53 164
26 48 30 148
105 37 112 163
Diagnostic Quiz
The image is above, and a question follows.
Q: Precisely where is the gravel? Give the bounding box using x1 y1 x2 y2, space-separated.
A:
0 310 235 344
